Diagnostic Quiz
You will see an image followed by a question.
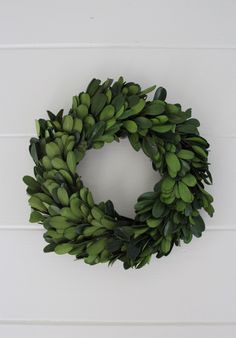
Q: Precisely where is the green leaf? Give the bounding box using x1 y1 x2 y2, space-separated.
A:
55 243 74 255
111 93 125 112
76 104 88 119
161 238 171 254
29 196 47 212
87 239 106 256
186 118 200 127
138 191 158 201
181 174 197 187
106 239 122 253
29 142 39 163
80 92 91 107
133 227 148 238
185 136 209 147
142 136 158 158
177 123 198 134
127 95 139 107
49 216 71 229
178 182 193 203
91 93 107 116
35 120 40 136
147 218 162 228
90 121 106 140
44 243 56 253
154 87 167 101
66 151 77 174
128 133 141 151
140 85 156 96
70 198 83 218
100 216 115 229
132 98 146 114
99 105 115 121
29 211 44 223
151 125 173 133
73 118 83 132
144 100 165 116
135 199 153 213
64 227 77 240
62 115 73 132
165 152 181 173
86 78 101 96
164 221 174 236
127 242 140 260
23 176 41 190
91 206 104 221
59 169 73 185
60 207 78 221
192 145 208 158
33 193 54 204
128 84 140 95
152 200 165 218
166 104 180 114
94 134 114 143
166 110 191 124
161 176 175 193
177 149 195 160
190 216 205 237
51 158 68 170
45 142 61 159
123 120 138 133
57 187 69 206
135 116 152 129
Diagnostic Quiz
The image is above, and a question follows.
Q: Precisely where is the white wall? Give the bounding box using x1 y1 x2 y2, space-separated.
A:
0 1 235 337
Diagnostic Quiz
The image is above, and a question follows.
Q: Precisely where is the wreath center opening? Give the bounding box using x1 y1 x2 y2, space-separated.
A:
78 138 160 218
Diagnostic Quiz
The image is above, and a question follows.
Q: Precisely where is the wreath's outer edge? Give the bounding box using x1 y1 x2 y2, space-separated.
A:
23 77 214 269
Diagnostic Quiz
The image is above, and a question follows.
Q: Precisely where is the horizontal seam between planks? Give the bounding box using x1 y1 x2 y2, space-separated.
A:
0 43 236 50
0 319 235 326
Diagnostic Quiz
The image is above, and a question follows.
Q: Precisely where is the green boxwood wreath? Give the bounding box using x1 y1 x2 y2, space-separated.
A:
23 77 214 269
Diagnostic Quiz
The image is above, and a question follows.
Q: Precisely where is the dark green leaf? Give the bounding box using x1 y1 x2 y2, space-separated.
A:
154 87 167 101
152 200 165 218
86 78 101 96
91 93 107 116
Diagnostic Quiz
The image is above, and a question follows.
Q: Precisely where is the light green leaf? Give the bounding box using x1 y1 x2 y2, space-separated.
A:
165 152 181 173
181 174 197 187
66 151 77 174
178 182 193 203
45 142 61 159
57 187 69 206
147 218 162 228
29 196 47 212
91 206 104 221
29 211 44 223
161 176 175 193
99 105 115 121
177 149 195 160
123 120 138 133
55 243 74 255
49 216 71 229
192 145 208 158
87 239 106 256
63 115 73 132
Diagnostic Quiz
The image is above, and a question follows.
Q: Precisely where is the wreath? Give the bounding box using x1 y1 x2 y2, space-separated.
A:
23 77 214 269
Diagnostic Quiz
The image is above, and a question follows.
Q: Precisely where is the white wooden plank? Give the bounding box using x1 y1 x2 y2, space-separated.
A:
0 48 235 136
0 229 235 322
0 0 235 46
0 323 236 338
0 136 234 227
